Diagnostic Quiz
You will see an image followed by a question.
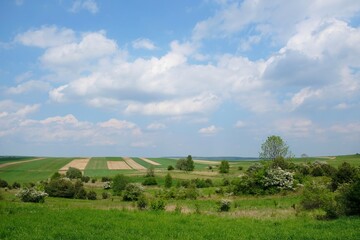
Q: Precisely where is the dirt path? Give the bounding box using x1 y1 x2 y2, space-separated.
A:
139 157 161 166
0 158 45 169
122 157 146 170
107 161 132 170
59 158 90 173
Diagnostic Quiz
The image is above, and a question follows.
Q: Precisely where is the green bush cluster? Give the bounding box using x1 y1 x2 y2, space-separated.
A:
176 155 194 171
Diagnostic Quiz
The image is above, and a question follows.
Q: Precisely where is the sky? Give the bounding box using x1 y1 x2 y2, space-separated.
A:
0 0 359 157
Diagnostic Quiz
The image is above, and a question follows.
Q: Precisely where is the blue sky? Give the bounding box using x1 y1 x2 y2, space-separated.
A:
0 0 359 157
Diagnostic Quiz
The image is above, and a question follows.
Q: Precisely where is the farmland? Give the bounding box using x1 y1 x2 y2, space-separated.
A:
0 154 360 239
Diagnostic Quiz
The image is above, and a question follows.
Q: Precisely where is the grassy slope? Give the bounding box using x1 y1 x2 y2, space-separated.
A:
84 157 137 177
0 200 359 240
0 158 74 184
0 157 35 164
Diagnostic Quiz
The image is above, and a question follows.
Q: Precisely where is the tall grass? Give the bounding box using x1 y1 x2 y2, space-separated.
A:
0 201 359 240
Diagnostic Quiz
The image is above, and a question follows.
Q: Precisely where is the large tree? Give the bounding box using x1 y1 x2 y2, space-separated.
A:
259 135 290 160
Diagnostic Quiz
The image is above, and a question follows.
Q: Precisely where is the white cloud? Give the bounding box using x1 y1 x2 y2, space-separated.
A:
99 119 142 135
125 93 220 116
199 125 221 136
235 120 246 128
15 26 76 48
69 0 99 14
6 80 51 94
290 87 322 110
41 31 117 67
132 38 156 50
330 122 360 134
275 118 315 137
15 0 24 6
147 123 166 130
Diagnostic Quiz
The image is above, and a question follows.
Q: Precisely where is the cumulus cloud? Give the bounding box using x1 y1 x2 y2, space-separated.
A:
235 120 246 128
41 31 117 67
69 0 99 14
198 125 221 136
132 38 156 50
275 118 315 137
15 26 76 48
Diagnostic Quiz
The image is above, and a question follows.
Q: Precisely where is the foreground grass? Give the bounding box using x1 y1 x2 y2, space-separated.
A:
0 200 359 240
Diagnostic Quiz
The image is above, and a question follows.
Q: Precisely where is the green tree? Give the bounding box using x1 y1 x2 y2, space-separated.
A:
66 167 82 179
112 174 129 196
146 166 155 177
175 155 194 171
219 160 230 173
165 173 172 188
259 135 290 160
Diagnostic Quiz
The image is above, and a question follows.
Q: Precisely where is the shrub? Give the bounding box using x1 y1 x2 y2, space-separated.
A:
102 192 110 199
301 180 333 210
263 167 294 191
164 173 172 188
81 176 90 183
219 160 230 173
87 191 97 200
238 166 243 171
12 182 21 189
336 177 360 216
112 174 129 196
0 179 9 188
150 199 166 211
50 172 62 180
66 167 82 179
218 199 232 212
176 155 194 171
16 188 48 203
45 179 75 198
191 178 213 188
123 183 144 201
74 180 87 199
91 178 97 183
331 162 358 190
103 181 111 189
177 179 190 188
146 166 155 177
167 165 174 171
137 195 148 210
142 177 157 186
101 176 112 182
74 187 87 199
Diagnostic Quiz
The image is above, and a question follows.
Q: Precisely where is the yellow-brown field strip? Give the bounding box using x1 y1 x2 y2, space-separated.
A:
107 161 132 170
139 157 161 166
59 158 90 173
122 157 146 170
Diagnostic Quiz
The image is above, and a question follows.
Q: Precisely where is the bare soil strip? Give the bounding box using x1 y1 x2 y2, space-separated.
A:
0 158 45 169
59 158 90 173
122 157 146 170
107 161 132 170
193 160 220 165
139 157 161 166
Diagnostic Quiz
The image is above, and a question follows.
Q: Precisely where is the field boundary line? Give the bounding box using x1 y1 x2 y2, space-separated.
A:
123 157 146 170
0 158 46 169
139 157 161 166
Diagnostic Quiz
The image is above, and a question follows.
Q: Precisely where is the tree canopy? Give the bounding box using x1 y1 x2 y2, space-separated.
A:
259 135 290 160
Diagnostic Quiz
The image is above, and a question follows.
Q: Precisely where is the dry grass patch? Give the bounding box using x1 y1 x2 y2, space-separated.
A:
107 161 132 170
139 157 161 166
194 160 220 165
59 158 90 173
122 157 146 170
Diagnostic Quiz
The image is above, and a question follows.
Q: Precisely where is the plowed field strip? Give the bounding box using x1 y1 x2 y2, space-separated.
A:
59 158 90 172
139 157 161 166
0 158 45 169
122 157 146 170
107 161 132 170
